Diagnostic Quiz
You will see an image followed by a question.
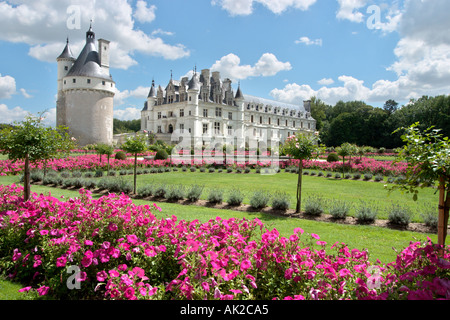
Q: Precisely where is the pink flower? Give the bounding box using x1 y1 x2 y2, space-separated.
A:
18 286 32 293
311 233 320 240
201 282 210 292
84 240 93 246
56 256 67 267
241 259 252 271
96 271 108 282
12 248 21 261
109 269 120 278
339 268 353 278
37 286 49 296
39 230 49 236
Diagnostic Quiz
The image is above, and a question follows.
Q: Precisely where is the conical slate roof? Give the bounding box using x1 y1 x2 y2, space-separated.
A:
57 38 75 60
235 84 244 99
148 80 156 98
66 27 112 81
188 72 201 91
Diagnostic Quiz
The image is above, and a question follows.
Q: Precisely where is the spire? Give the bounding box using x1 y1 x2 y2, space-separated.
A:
86 21 95 41
57 37 75 60
148 79 156 98
235 81 244 99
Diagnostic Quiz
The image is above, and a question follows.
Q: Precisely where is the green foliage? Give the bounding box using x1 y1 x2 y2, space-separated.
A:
226 188 245 206
154 149 169 160
304 196 324 216
387 204 414 227
355 201 379 224
328 200 351 219
165 185 185 202
121 134 148 194
186 185 204 202
0 112 76 200
271 192 291 211
113 118 141 134
326 153 339 162
207 188 224 204
249 190 271 209
115 151 127 160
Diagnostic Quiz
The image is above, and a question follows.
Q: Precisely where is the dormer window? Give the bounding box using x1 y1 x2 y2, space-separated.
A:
73 79 76 83
87 79 91 84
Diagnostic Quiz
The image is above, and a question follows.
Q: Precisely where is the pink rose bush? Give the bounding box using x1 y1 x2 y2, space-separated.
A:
0 183 448 300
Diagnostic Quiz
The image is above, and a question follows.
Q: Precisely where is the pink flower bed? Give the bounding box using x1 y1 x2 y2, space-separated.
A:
0 184 448 300
285 158 408 176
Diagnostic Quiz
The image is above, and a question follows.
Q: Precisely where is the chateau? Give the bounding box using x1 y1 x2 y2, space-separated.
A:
141 69 316 149
56 26 115 146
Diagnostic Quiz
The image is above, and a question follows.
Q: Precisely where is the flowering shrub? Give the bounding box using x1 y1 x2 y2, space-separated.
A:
0 184 448 300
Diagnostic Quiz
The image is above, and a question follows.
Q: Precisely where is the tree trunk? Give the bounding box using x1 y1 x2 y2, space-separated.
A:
438 176 449 246
296 159 303 213
133 153 137 194
24 154 31 201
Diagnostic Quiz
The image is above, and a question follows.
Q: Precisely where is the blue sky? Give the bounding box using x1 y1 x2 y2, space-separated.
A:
0 0 449 126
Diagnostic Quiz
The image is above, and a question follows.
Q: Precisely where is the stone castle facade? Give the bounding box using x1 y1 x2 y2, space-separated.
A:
141 69 316 149
56 26 115 146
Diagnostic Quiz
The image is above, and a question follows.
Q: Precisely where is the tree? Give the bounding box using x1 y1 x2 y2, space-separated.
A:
383 99 398 115
121 134 148 194
0 113 76 201
335 142 357 173
390 123 450 246
94 143 115 173
282 133 324 213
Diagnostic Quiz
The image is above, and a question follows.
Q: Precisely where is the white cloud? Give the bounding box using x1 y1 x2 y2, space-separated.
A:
114 86 150 106
151 29 174 37
20 88 33 99
211 0 317 16
133 0 157 23
295 36 322 46
317 78 334 85
0 74 16 99
0 0 190 69
336 0 367 23
0 104 30 123
210 53 291 81
272 0 450 106
114 107 142 121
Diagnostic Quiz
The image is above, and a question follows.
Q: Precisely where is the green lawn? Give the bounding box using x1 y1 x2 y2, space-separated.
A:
0 173 439 264
115 170 438 222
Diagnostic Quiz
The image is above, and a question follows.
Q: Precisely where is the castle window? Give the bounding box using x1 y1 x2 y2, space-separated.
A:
203 123 208 134
157 112 162 119
102 81 106 85
203 109 208 118
64 80 66 84
87 79 91 84
260 116 263 124
157 126 162 133
251 115 254 123
189 96 192 101
179 124 184 133
228 112 233 120
64 66 68 71
286 120 288 126
228 126 233 136
73 79 76 83
215 107 222 117
277 119 280 126
269 118 271 125
293 121 295 128
180 109 184 117
214 122 221 135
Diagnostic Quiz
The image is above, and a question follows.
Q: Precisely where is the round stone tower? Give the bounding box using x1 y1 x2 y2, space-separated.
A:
56 25 115 146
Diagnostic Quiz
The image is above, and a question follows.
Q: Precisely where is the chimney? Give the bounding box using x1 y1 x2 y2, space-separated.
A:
303 100 311 113
98 39 110 70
